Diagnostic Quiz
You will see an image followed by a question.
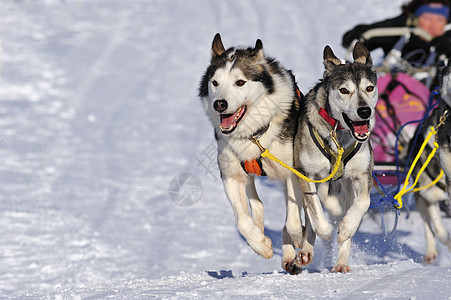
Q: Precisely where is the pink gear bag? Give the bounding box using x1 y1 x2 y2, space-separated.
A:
372 73 430 164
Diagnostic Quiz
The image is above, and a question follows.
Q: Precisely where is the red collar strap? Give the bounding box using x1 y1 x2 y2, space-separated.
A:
319 108 344 130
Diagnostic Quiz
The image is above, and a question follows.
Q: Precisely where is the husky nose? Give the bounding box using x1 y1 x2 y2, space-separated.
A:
213 99 228 112
357 107 372 119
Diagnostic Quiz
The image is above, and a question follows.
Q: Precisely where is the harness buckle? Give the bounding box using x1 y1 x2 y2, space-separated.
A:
330 122 340 150
249 136 266 153
434 110 448 143
436 109 448 131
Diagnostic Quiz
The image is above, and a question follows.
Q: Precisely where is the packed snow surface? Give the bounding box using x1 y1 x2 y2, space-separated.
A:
0 0 450 299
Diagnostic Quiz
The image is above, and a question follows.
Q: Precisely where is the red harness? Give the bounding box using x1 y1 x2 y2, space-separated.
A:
318 108 344 129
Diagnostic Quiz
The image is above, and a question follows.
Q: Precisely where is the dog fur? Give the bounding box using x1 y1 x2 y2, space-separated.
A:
411 66 451 263
199 33 306 274
293 43 378 273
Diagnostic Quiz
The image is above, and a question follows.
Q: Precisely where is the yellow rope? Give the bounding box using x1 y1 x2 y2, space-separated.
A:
251 108 447 195
250 133 344 183
410 169 444 193
393 127 439 209
393 110 448 208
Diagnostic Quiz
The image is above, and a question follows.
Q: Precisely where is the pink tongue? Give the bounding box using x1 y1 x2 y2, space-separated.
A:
354 123 369 134
221 110 240 129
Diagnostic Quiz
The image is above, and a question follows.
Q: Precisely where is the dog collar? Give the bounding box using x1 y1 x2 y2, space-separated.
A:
251 124 270 139
319 108 344 130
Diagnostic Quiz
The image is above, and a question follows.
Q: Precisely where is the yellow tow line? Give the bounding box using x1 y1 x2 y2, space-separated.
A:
393 110 448 209
249 128 344 184
249 109 447 206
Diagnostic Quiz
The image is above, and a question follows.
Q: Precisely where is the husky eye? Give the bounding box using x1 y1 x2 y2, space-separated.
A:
236 80 246 87
212 80 219 87
366 86 374 92
339 88 349 94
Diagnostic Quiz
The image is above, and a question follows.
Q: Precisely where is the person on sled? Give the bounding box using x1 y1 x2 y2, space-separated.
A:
343 0 451 69
342 0 451 217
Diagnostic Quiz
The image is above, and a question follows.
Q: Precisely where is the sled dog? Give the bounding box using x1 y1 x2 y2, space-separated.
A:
199 34 306 274
293 43 377 273
411 66 451 263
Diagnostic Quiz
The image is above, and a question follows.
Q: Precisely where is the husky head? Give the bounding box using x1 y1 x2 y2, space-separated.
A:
199 33 293 138
322 43 378 142
441 67 451 108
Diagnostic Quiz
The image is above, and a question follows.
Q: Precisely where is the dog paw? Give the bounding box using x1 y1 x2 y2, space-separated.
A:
251 236 273 259
282 259 302 275
423 251 437 264
331 264 351 273
261 236 274 259
296 249 314 266
337 219 355 243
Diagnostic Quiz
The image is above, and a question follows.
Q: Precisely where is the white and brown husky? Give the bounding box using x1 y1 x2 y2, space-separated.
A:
199 33 306 274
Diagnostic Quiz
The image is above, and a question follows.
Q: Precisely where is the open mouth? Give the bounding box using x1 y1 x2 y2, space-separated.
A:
342 112 370 142
219 105 247 134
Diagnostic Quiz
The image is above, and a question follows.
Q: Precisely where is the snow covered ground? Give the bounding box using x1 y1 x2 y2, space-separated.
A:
0 0 450 298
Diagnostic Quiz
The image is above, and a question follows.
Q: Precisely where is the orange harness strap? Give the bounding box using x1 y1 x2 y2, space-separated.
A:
241 158 266 176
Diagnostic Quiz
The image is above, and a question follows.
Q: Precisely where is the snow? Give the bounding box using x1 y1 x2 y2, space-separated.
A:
0 0 450 299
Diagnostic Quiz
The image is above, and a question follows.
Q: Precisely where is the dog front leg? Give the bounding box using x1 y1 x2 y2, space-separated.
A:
332 238 352 273
415 195 438 263
282 175 305 274
337 177 371 243
246 179 264 234
284 175 305 247
297 211 316 266
319 181 344 223
298 179 333 241
425 199 451 254
223 176 273 259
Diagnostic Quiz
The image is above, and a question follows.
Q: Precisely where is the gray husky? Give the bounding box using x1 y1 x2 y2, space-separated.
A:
411 66 451 263
293 43 378 273
199 33 306 274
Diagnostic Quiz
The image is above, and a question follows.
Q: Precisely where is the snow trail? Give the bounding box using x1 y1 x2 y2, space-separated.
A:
0 0 450 298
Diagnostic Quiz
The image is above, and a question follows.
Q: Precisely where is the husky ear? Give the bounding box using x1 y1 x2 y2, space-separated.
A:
211 33 226 59
251 39 264 61
353 42 372 66
323 45 341 71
